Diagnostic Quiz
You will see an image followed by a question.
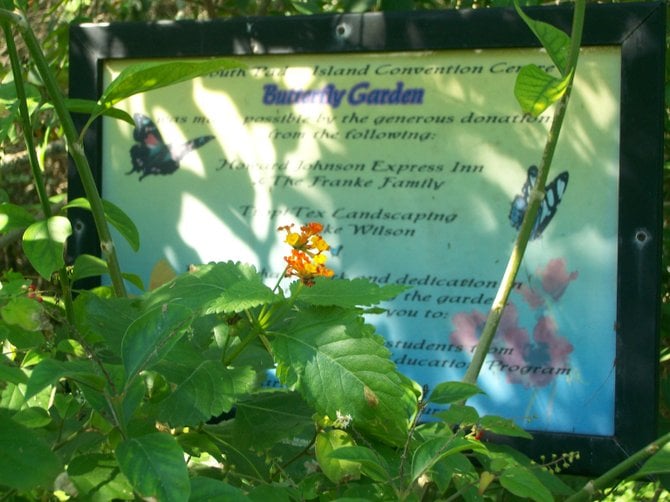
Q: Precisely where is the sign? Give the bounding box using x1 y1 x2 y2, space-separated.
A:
69 3 664 473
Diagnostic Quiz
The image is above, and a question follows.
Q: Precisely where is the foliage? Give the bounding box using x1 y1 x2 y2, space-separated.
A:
0 0 669 501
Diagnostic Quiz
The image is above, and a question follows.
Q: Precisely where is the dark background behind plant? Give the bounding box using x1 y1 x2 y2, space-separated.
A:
1 0 669 468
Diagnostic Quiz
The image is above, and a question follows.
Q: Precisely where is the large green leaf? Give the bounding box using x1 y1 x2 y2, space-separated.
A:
499 466 553 502
22 216 72 279
514 64 571 117
411 435 484 483
145 261 276 314
315 429 362 483
67 453 134 501
25 358 106 401
635 443 670 477
293 277 407 307
1 296 43 331
271 307 418 445
232 390 315 450
156 362 256 427
115 433 190 502
121 303 193 379
429 381 484 404
0 413 62 491
97 59 245 113
0 202 35 232
189 477 247 501
514 0 571 75
66 198 140 252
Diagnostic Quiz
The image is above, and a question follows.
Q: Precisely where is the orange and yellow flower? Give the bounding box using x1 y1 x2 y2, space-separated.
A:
278 222 334 286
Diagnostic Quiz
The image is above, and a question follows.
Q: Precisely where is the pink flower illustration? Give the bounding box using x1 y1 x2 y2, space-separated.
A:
449 303 573 388
539 258 578 301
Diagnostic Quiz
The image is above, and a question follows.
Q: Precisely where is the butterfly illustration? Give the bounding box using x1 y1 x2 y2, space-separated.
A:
127 114 215 181
509 165 569 239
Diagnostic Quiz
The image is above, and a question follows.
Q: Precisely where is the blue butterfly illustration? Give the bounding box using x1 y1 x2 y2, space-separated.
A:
127 114 215 181
509 165 569 239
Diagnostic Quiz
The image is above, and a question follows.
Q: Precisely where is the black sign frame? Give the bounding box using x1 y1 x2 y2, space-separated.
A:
68 2 665 474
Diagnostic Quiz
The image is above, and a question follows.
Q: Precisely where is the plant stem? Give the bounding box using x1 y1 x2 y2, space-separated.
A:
1 7 127 297
461 0 585 386
566 432 670 502
1 18 76 322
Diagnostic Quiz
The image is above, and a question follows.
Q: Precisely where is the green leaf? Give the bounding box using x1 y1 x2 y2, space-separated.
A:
232 390 315 450
25 358 106 401
66 198 140 252
434 404 480 426
0 362 28 385
0 413 63 491
71 253 109 282
205 279 276 314
479 416 533 439
315 429 362 483
271 307 418 445
294 277 407 307
1 296 43 331
0 202 36 232
156 363 256 427
513 0 571 75
64 97 134 125
429 381 484 404
74 291 139 354
499 466 553 502
115 433 190 502
121 303 193 379
145 261 276 313
636 443 670 477
22 216 72 279
327 445 390 482
190 477 247 501
514 64 571 117
411 436 484 483
97 59 246 114
67 453 134 501
12 406 51 428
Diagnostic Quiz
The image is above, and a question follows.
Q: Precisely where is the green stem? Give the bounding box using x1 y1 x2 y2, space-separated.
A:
1 18 76 322
1 7 127 297
461 0 585 386
566 432 670 502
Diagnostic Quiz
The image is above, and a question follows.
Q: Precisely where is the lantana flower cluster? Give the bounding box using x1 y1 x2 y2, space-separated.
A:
278 222 334 286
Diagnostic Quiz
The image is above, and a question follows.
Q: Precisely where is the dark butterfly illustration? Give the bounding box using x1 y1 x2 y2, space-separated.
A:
509 165 569 239
127 114 215 181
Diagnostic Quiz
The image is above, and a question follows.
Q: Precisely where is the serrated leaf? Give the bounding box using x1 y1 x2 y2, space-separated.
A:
479 416 533 439
144 262 277 317
22 216 72 279
115 433 190 502
514 64 571 117
0 202 36 232
294 277 407 307
315 429 362 483
25 358 106 401
121 303 193 379
97 59 245 114
514 0 571 75
74 291 139 354
434 404 480 426
271 307 418 445
429 381 484 404
156 363 255 427
66 198 140 252
205 280 276 314
0 413 62 491
499 466 553 502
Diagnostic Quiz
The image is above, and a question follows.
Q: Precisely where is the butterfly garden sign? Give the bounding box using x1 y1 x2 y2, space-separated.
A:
69 3 664 472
